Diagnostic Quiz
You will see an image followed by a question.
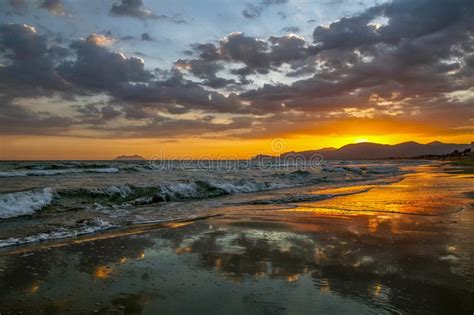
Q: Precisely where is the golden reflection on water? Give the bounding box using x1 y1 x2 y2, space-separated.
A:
314 248 327 264
277 169 473 238
214 257 223 269
163 222 193 229
371 283 382 296
369 282 391 302
28 283 40 294
94 265 113 279
300 171 469 216
287 274 299 282
175 247 193 254
319 279 331 293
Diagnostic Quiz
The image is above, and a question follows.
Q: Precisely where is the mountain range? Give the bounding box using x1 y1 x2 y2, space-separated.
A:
280 141 471 160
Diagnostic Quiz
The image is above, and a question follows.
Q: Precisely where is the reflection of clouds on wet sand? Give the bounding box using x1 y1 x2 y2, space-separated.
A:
0 213 473 314
0 166 473 313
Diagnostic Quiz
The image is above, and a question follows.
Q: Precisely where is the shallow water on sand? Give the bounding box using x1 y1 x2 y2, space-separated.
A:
0 160 413 247
0 163 473 314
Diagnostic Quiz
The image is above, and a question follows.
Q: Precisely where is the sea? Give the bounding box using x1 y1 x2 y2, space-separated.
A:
0 159 420 248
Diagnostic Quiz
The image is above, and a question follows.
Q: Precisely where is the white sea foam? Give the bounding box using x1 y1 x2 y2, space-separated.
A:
159 183 203 200
157 180 289 201
0 219 115 248
104 185 133 197
439 254 460 263
212 181 288 194
88 184 133 198
0 188 55 219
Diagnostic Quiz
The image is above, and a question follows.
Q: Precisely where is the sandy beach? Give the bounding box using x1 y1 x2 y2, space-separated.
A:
1 0 473 312
0 163 473 314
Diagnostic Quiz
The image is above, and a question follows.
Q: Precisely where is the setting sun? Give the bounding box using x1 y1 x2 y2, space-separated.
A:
0 0 473 314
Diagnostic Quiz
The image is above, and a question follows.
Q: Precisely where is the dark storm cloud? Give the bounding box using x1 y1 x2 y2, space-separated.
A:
113 71 245 115
1 0 473 138
0 24 46 59
268 35 309 65
176 34 270 86
190 43 220 61
175 59 236 88
0 24 245 136
0 24 71 97
219 33 270 73
242 0 287 19
241 0 474 120
181 33 313 85
312 0 473 50
58 34 153 91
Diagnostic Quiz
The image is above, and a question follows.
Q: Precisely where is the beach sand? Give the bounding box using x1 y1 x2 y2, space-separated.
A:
0 163 473 314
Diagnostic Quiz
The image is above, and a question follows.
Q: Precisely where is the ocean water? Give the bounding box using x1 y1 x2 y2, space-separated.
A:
1 161 473 314
0 160 416 247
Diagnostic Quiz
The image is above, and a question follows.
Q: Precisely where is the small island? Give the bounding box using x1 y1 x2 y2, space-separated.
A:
113 154 145 161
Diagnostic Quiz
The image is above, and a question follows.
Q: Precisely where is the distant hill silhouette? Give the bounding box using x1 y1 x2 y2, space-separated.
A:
281 141 470 160
114 154 145 161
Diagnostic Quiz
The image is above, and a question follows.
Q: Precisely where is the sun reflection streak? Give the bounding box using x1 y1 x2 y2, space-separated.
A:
164 222 193 229
175 247 193 254
319 279 331 293
94 265 113 279
28 283 40 294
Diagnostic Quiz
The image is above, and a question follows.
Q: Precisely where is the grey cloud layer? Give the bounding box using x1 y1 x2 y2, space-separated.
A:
0 0 473 138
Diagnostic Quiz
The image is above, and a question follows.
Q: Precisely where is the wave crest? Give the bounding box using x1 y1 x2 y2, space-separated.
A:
0 188 55 219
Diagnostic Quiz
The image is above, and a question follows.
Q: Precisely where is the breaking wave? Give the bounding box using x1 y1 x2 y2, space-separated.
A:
0 188 55 219
64 180 291 205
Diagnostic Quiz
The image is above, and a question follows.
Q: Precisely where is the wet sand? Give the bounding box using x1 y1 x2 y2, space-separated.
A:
0 163 473 314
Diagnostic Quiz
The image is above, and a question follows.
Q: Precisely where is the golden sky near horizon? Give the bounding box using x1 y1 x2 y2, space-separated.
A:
2 133 472 160
0 0 473 160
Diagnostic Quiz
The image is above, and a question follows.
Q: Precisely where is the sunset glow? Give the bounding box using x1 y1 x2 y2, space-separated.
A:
0 2 473 313
0 0 472 160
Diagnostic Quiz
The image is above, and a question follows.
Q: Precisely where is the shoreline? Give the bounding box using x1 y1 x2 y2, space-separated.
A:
0 163 473 313
0 168 408 249
0 214 224 255
0 161 469 251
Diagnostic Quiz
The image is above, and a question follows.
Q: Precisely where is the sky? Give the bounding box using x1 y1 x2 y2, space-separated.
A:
0 0 473 159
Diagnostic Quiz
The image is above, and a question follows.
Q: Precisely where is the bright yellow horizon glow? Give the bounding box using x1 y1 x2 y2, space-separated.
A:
354 138 370 143
1 132 472 160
